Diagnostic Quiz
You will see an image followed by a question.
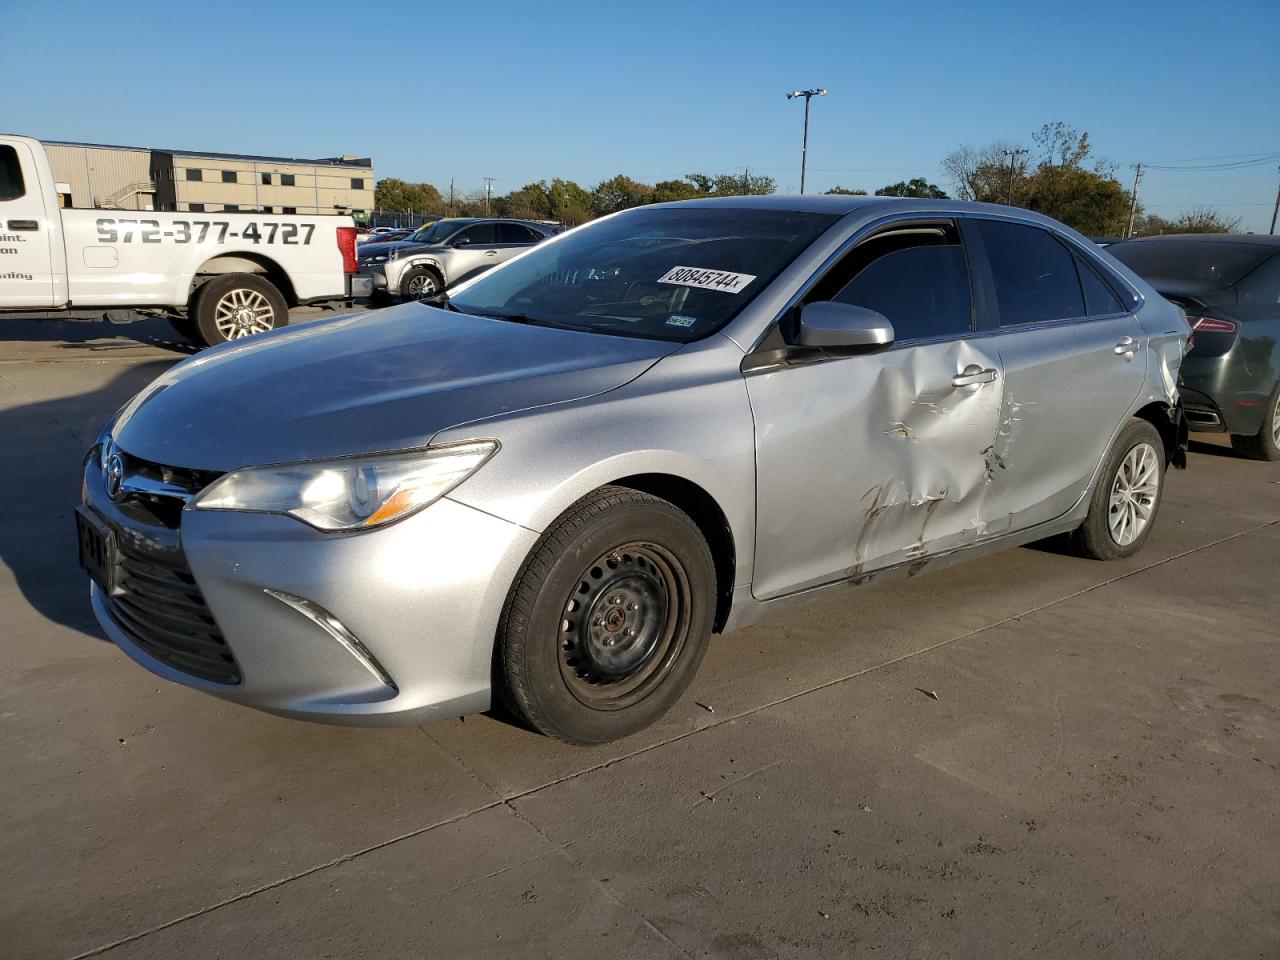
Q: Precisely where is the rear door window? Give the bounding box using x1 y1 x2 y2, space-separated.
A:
499 222 541 244
975 220 1086 326
0 145 25 201
809 223 974 342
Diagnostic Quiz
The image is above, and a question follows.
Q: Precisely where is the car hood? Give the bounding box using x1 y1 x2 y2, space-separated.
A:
111 304 678 471
358 239 434 258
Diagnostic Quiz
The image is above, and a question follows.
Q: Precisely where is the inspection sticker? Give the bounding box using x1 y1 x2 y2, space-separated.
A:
665 314 698 328
657 266 757 294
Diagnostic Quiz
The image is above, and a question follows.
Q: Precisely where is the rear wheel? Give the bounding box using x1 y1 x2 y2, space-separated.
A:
193 274 288 346
496 486 717 744
1229 383 1280 461
1072 418 1165 561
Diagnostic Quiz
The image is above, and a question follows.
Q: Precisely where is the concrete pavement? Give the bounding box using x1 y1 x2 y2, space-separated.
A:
2 315 1278 959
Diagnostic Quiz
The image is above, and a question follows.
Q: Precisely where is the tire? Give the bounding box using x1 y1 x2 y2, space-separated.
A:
168 317 199 343
1229 383 1280 461
399 266 443 301
192 274 288 346
495 485 717 744
1072 418 1166 561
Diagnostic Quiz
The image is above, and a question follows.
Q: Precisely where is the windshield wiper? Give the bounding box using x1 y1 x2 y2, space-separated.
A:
479 311 596 333
419 291 461 312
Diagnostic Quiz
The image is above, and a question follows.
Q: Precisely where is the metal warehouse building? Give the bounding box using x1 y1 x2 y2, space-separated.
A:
44 140 375 217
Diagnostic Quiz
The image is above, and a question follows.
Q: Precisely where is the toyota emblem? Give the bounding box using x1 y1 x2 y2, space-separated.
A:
105 453 125 500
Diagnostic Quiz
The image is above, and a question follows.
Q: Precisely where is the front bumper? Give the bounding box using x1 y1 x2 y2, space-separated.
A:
358 264 389 295
82 455 538 726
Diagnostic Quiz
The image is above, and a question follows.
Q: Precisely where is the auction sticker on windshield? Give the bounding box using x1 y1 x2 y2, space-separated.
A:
657 266 756 294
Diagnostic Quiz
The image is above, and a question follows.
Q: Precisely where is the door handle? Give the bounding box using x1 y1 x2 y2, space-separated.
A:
484 250 499 257
6 219 38 231
953 366 999 388
1114 336 1140 356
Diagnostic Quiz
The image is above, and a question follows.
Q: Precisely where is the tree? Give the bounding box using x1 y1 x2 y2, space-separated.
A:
1168 206 1242 234
650 178 704 204
374 177 444 214
941 122 1135 234
591 175 652 216
548 178 593 225
874 178 948 199
824 185 868 195
685 171 775 197
497 181 552 220
941 141 1026 202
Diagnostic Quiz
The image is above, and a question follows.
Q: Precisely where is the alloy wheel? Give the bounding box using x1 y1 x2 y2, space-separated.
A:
1108 441 1159 547
409 273 437 300
213 288 275 339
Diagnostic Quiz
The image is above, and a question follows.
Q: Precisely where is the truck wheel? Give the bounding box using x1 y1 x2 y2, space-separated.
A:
1229 384 1280 461
400 266 443 301
193 274 288 346
495 486 717 744
1072 418 1165 561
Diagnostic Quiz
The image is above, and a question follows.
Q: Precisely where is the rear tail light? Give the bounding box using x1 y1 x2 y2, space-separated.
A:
336 227 358 273
1187 316 1237 334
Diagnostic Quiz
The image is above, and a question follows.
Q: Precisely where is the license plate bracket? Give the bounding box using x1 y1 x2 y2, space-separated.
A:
76 506 118 595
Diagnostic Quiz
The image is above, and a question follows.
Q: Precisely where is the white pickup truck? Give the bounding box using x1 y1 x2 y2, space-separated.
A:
0 134 371 346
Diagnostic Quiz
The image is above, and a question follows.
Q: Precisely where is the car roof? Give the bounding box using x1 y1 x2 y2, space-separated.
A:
1115 233 1280 248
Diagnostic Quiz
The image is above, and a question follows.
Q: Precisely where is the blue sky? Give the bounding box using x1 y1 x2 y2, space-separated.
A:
5 0 1278 230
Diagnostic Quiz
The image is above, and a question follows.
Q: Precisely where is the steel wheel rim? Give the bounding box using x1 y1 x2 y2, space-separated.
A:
558 543 691 711
1108 441 1159 547
213 288 275 339
408 273 437 300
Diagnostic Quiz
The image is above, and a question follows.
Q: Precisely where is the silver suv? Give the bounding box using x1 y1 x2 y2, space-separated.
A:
79 197 1188 744
357 217 555 300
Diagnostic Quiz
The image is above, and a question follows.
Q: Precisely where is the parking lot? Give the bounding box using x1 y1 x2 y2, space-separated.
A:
2 310 1279 959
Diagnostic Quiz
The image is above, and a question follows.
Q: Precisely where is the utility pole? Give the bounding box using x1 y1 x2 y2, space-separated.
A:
483 177 495 216
1126 162 1143 238
786 88 827 193
743 165 750 195
448 178 455 216
1270 164 1279 235
1002 148 1028 205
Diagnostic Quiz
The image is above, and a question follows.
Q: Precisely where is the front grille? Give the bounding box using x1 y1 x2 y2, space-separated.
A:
105 539 241 685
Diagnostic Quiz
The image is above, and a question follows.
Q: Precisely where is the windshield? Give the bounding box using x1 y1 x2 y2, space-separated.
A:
1110 240 1272 286
448 207 838 342
408 220 461 245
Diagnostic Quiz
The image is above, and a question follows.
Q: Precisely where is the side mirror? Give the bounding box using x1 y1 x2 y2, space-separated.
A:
451 236 471 248
797 301 894 352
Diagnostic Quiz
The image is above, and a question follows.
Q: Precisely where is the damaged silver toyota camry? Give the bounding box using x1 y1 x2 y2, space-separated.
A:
78 196 1188 743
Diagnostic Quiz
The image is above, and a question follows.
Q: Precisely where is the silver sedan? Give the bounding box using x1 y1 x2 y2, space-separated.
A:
78 196 1188 743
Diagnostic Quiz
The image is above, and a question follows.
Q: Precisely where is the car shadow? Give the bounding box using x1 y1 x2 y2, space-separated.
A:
1188 438 1245 460
0 357 182 641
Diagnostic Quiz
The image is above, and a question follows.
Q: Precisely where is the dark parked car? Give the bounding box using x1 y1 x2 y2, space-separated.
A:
1110 235 1280 460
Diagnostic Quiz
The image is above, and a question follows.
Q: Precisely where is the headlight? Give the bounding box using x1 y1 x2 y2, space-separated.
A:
192 441 498 531
95 414 120 467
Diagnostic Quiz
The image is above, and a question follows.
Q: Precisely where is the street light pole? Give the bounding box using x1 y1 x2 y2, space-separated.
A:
786 88 827 194
1270 164 1279 236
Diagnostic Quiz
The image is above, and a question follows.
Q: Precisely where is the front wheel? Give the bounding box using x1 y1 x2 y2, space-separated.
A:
399 266 443 301
496 486 717 744
192 274 288 346
1229 383 1280 461
1072 418 1166 561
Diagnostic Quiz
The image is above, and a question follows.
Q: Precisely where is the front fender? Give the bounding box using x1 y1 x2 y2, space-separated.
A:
435 337 758 590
